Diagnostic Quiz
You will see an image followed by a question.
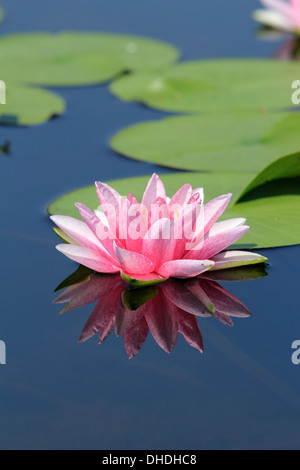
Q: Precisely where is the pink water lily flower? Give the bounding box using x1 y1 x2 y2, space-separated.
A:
253 0 300 34
50 174 267 285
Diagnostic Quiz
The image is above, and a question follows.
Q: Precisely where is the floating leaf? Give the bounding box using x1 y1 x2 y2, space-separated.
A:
235 151 300 202
110 58 300 113
110 111 300 173
228 178 300 249
0 32 179 87
47 169 300 250
0 84 65 125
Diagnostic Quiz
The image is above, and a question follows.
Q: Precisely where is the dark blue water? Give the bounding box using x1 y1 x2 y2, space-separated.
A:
1 0 300 450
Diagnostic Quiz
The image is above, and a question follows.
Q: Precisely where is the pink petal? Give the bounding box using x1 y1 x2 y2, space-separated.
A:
75 202 120 262
210 250 268 271
214 311 234 327
168 183 192 212
50 215 104 252
123 198 149 253
141 173 166 212
53 273 120 313
157 259 214 278
115 299 148 337
144 292 179 353
162 280 213 316
127 193 139 204
261 0 294 18
113 243 154 274
200 279 251 317
173 201 205 254
142 218 179 270
56 244 120 273
185 225 249 261
206 218 246 237
192 187 204 202
123 316 149 359
78 284 121 342
203 193 232 236
98 315 116 344
178 311 204 353
95 181 124 237
149 197 170 225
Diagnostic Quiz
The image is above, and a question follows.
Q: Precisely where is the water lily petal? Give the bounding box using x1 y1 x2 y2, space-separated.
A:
210 250 268 270
113 242 154 274
115 298 148 337
78 284 121 342
185 225 250 261
203 193 232 236
168 183 192 211
206 218 246 238
94 207 110 227
162 279 213 316
75 202 121 262
56 244 120 273
192 187 204 203
178 311 204 353
253 9 293 30
261 0 293 17
142 218 179 269
53 273 119 314
149 197 170 225
214 311 234 327
144 292 179 353
157 259 214 278
141 173 166 212
95 181 124 237
123 316 149 359
200 280 252 317
50 215 103 251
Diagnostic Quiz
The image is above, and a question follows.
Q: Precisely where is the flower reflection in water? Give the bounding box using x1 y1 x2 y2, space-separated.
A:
273 37 300 60
53 265 267 358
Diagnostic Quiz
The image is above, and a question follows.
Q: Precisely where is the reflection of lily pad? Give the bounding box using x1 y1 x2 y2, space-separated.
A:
110 58 300 113
0 84 65 125
47 165 300 250
54 265 93 292
110 112 300 173
0 32 179 86
122 286 159 310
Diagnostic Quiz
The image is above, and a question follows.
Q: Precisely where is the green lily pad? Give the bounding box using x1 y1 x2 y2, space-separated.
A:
110 58 300 113
47 167 300 250
0 32 179 86
0 84 65 125
110 111 300 173
235 151 300 202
